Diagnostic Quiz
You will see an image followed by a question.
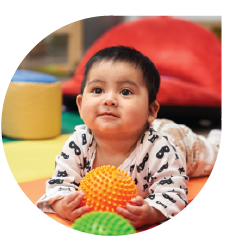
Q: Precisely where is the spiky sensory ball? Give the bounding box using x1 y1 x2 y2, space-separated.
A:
72 211 136 236
78 165 138 212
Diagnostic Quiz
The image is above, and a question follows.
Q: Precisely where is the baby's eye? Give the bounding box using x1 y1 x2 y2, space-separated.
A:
93 88 104 94
120 89 132 96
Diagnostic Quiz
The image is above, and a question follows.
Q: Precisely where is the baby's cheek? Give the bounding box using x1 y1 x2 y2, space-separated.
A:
127 105 148 122
81 104 95 122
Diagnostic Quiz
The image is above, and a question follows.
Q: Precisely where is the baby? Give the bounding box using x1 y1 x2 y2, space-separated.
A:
36 46 220 228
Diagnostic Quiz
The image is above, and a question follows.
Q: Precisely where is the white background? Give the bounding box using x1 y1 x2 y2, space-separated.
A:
0 0 238 247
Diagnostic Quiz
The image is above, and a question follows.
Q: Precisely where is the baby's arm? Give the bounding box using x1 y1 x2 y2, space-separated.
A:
36 132 86 217
117 134 188 227
51 191 89 221
143 136 188 221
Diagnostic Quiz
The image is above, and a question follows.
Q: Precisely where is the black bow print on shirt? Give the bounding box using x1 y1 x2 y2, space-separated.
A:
156 146 170 159
69 141 81 155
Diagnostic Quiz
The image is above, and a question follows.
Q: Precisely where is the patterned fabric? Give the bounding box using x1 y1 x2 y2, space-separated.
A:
153 119 220 177
36 119 220 220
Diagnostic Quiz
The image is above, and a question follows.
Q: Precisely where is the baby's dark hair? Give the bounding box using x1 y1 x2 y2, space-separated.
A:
80 46 160 105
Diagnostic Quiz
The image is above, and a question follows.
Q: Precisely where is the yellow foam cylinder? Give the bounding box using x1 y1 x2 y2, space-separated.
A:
2 81 62 139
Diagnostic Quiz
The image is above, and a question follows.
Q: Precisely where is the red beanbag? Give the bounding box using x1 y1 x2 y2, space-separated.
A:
62 16 221 112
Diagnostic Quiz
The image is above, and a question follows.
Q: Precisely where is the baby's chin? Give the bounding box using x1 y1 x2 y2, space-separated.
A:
98 126 122 134
90 124 126 135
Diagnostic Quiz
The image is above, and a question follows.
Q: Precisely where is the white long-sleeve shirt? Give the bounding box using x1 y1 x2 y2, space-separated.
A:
36 122 188 220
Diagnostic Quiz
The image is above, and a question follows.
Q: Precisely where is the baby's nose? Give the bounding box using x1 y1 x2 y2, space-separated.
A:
102 96 118 107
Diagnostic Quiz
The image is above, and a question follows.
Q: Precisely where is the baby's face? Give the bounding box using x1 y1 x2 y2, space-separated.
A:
77 60 152 137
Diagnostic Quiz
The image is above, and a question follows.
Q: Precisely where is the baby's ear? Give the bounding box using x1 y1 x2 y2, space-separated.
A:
148 100 160 123
76 95 83 117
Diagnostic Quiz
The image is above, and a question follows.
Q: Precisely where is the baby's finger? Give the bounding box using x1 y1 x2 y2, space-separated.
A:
68 192 85 209
131 196 144 206
125 203 142 216
116 207 136 221
65 191 82 205
71 205 90 220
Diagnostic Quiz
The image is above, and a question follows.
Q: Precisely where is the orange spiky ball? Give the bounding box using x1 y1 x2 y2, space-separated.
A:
78 165 138 212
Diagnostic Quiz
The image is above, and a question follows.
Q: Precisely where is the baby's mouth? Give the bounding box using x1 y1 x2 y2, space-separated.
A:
99 112 119 118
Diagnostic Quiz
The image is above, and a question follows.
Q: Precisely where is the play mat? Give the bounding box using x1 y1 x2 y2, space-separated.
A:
2 111 209 233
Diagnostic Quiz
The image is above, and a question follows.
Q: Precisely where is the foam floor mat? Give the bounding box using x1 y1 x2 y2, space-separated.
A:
3 134 71 183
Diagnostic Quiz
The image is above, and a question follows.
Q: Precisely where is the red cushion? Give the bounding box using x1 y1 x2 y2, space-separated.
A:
62 17 221 107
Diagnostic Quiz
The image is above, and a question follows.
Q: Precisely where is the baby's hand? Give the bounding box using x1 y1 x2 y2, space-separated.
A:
116 196 165 228
54 190 89 222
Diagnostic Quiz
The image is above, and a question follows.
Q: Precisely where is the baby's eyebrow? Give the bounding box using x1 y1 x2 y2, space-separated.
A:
87 79 105 87
87 79 139 88
116 80 139 88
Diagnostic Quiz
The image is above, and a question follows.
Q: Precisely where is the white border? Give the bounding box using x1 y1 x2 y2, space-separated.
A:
1 0 237 247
